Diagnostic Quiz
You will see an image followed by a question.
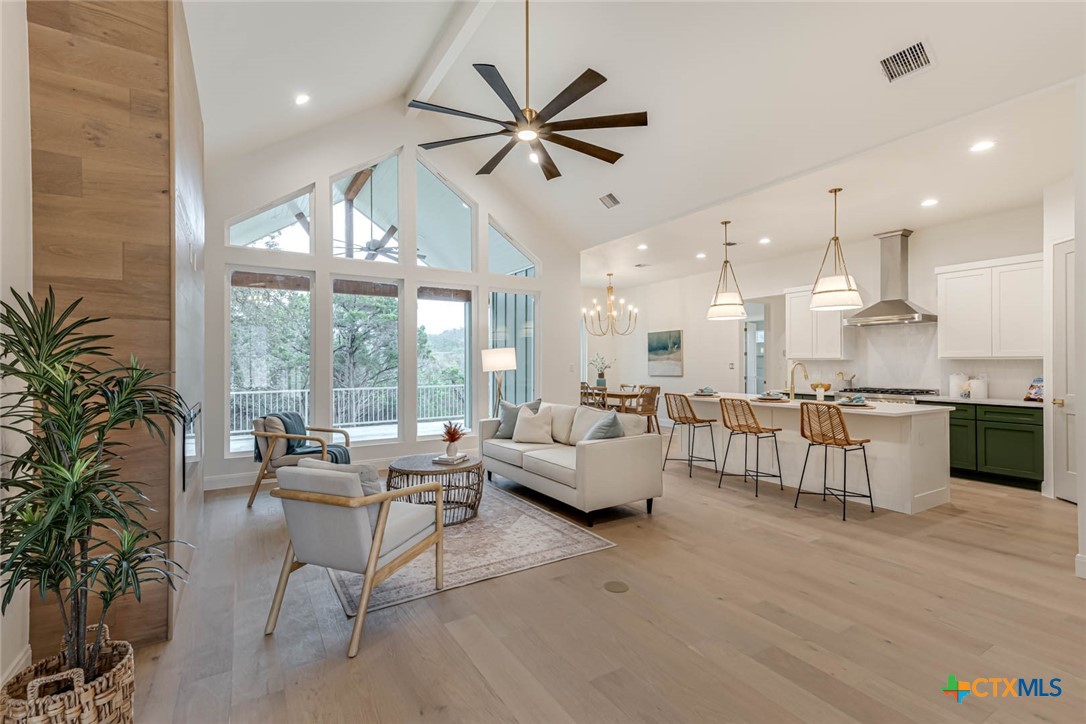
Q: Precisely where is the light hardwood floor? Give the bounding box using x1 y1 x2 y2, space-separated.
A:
135 460 1084 723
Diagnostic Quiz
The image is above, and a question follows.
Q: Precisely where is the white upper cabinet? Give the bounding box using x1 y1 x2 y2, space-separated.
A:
936 254 1043 359
785 287 847 360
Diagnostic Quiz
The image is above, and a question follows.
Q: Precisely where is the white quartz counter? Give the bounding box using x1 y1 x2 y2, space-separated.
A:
686 393 951 417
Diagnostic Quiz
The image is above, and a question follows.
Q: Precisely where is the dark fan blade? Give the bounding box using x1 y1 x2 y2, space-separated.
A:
529 139 561 180
408 99 514 129
545 133 623 164
543 112 648 132
535 69 606 124
477 138 518 175
473 64 528 124
378 224 398 248
420 130 511 150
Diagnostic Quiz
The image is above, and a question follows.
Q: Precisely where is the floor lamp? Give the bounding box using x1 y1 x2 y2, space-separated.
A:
481 347 517 417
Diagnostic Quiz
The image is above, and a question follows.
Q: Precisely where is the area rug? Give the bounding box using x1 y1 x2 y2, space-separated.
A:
327 482 614 616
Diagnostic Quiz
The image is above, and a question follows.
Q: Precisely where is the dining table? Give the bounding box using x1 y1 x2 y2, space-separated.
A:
604 389 641 412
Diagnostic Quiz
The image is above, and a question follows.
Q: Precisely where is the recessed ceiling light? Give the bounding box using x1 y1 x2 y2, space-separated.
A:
295 93 310 105
637 244 648 250
920 198 939 207
528 151 540 164
696 252 707 259
759 237 771 245
970 140 995 153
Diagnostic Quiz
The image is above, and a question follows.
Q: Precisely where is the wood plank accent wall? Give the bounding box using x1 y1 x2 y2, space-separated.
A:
26 0 175 653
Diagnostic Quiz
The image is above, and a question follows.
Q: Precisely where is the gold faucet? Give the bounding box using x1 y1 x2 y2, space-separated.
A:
788 361 809 401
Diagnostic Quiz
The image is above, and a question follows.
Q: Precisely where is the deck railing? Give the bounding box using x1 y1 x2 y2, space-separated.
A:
229 384 467 434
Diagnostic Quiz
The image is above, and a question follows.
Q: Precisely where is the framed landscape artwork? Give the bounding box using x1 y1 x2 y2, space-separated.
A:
647 330 683 376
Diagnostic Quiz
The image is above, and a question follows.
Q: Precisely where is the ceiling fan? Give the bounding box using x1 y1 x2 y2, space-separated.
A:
363 225 399 261
409 0 647 180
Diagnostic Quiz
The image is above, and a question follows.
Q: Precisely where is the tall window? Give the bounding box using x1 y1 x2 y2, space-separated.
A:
416 161 472 271
229 187 313 253
490 292 536 409
229 271 312 452
417 286 472 434
489 223 535 277
332 279 400 441
332 157 398 261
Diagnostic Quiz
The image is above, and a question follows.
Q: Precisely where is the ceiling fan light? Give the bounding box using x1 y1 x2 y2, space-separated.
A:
516 129 538 141
811 274 863 311
529 151 540 164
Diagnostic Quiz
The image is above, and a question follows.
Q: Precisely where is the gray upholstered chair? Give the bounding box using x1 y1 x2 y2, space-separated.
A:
248 415 351 508
265 463 444 658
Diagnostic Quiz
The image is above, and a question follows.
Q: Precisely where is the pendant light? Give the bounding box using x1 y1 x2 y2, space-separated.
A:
811 188 863 311
707 221 747 320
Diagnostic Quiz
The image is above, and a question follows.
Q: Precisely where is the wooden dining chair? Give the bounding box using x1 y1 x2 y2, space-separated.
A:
635 385 661 433
794 402 874 520
580 382 593 406
663 393 717 477
587 386 608 409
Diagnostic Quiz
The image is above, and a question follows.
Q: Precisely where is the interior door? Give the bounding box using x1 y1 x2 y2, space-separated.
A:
1052 239 1077 502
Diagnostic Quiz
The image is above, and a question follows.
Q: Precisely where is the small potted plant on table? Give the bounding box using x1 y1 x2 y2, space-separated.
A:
442 421 464 459
0 290 186 724
589 354 615 388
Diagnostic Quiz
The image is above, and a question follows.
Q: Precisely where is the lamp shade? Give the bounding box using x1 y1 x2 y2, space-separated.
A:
707 291 747 320
811 274 863 311
481 347 517 372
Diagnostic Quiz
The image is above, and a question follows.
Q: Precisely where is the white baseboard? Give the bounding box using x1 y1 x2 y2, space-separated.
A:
1076 554 1086 580
2 644 31 686
205 448 482 492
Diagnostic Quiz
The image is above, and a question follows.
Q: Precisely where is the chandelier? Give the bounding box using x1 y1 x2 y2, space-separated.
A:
583 273 637 336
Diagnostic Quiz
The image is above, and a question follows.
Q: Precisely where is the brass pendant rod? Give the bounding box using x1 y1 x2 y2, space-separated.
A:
524 0 530 111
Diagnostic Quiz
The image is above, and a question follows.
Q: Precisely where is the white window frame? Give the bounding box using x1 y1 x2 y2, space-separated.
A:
487 216 541 278
416 153 478 274
329 149 402 265
224 183 317 256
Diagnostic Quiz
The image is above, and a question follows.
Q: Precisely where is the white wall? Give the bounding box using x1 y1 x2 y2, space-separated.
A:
203 100 582 487
587 205 1045 405
0 0 33 682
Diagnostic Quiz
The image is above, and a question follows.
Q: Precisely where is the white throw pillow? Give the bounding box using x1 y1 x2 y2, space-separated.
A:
297 457 382 496
541 402 577 444
513 405 554 444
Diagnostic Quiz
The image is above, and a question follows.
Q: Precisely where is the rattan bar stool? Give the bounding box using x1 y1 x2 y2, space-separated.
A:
663 393 717 477
793 402 874 521
718 398 784 497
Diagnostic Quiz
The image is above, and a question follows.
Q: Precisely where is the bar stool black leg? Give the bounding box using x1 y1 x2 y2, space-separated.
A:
719 431 734 488
772 434 784 490
687 423 695 477
663 423 677 471
743 434 749 487
822 445 829 501
754 435 761 497
794 443 813 508
709 426 718 473
862 446 874 512
842 447 848 521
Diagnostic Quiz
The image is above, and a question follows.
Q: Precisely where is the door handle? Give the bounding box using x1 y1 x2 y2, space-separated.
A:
1052 398 1065 407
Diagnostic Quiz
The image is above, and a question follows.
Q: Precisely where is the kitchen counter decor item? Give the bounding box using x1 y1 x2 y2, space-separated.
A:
968 376 989 400
1025 377 1044 402
950 372 970 398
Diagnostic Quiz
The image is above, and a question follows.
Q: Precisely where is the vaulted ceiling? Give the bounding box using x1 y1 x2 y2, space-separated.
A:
185 1 1085 254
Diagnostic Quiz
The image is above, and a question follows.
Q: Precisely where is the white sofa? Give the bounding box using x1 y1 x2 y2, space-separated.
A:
480 402 663 525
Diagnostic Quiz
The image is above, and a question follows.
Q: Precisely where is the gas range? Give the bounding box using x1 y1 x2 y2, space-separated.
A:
839 387 939 404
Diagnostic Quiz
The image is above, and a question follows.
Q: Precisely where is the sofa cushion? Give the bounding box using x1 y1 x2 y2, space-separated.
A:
513 406 553 443
522 447 577 488
583 410 625 440
482 439 556 467
541 402 577 444
495 398 542 439
570 406 645 443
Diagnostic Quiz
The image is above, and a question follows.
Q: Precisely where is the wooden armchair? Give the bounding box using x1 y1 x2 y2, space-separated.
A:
266 465 443 657
249 416 351 508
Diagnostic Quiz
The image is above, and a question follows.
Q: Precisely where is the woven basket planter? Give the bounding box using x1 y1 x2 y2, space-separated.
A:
0 627 134 724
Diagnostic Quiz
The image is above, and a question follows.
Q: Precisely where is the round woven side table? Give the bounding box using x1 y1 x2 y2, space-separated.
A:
386 454 484 526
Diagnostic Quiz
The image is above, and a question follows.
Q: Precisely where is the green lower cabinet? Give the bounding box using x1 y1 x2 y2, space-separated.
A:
976 420 1044 481
948 419 977 470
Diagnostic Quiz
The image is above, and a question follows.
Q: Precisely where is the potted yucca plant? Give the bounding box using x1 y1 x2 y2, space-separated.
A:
0 290 186 724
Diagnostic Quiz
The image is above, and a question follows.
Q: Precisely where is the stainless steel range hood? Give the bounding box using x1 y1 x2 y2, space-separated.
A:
844 229 937 327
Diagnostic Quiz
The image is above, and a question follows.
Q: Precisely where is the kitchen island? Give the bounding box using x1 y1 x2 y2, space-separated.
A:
679 394 951 514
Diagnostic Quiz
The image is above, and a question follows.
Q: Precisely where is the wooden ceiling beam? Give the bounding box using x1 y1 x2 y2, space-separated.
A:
404 0 496 117
344 167 374 202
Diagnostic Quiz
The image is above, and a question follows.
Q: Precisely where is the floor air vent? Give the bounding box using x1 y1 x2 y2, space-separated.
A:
880 42 931 83
599 193 620 209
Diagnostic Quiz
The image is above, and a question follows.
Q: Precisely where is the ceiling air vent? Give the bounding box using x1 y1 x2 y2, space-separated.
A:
880 42 931 83
599 193 620 209
634 263 650 268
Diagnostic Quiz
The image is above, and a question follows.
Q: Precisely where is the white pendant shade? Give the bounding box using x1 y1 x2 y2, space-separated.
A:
707 291 747 320
811 274 863 311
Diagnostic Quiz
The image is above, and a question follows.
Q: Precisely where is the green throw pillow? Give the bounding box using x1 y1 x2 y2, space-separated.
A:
495 398 542 439
583 411 626 440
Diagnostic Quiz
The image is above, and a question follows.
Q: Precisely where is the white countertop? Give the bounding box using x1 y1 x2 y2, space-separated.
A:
919 395 1044 409
685 393 949 417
